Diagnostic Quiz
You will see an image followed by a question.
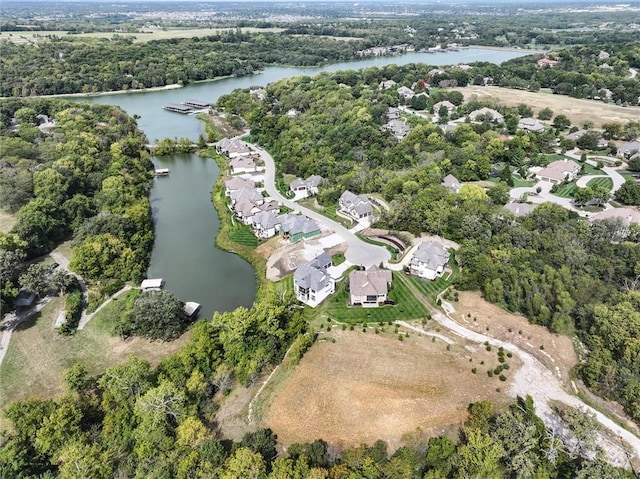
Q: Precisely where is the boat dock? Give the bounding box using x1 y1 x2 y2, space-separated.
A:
184 302 201 317
183 99 211 109
163 103 193 114
155 168 170 176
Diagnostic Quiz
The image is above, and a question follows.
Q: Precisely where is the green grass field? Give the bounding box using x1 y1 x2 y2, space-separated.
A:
228 222 259 249
553 183 578 198
321 272 427 324
587 177 613 190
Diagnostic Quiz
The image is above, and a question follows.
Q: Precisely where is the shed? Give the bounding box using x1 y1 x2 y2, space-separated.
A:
141 278 164 291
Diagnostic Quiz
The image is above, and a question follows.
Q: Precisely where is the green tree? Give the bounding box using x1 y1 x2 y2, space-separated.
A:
537 107 553 120
126 289 186 340
220 447 267 479
19 263 50 297
552 115 571 130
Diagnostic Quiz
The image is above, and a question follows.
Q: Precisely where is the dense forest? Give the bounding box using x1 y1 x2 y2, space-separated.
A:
217 63 640 425
0 99 154 312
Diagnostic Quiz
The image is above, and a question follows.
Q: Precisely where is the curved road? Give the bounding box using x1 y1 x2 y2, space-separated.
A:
255 145 391 268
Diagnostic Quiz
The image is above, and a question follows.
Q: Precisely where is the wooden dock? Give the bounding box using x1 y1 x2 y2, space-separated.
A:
183 99 211 109
163 103 193 114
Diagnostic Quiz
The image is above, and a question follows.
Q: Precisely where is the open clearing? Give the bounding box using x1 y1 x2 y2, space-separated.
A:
451 291 577 382
0 211 16 233
0 27 285 44
457 86 640 128
0 292 190 411
261 328 516 450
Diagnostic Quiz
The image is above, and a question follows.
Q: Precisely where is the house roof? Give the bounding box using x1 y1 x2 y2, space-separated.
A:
536 159 580 182
591 207 640 225
564 129 590 141
340 190 373 215
294 254 332 291
384 119 411 138
230 187 263 205
224 176 255 191
504 202 537 217
397 86 415 97
279 213 320 235
252 210 280 229
433 100 455 113
619 141 640 155
217 138 250 153
411 242 450 270
141 278 163 289
442 174 461 191
290 178 306 189
235 197 259 217
259 200 280 212
469 107 504 122
518 118 545 132
349 267 392 297
306 175 324 187
229 155 256 169
386 107 400 119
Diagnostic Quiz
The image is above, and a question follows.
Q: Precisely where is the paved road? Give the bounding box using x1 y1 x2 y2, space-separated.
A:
255 144 391 268
576 174 608 188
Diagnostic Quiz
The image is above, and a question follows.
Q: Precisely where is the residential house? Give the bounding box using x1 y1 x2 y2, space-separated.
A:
428 68 446 78
383 119 411 139
469 107 504 123
397 86 415 101
564 130 608 148
224 176 255 197
234 197 262 225
410 242 450 280
349 266 393 307
216 138 251 158
504 202 537 217
433 100 456 115
251 211 281 239
289 175 324 197
537 58 559 68
385 107 401 120
229 155 263 174
378 80 397 90
293 253 335 307
339 190 374 221
229 187 264 207
535 159 581 184
279 213 321 243
441 174 462 193
618 141 640 159
518 117 545 133
598 50 610 60
590 207 640 240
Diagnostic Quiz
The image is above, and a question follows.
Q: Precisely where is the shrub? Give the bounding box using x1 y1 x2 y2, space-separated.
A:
499 375 507 382
540 345 545 350
506 352 513 358
487 370 494 378
349 324 354 331
289 333 316 365
398 335 403 341
341 324 346 330
471 368 477 374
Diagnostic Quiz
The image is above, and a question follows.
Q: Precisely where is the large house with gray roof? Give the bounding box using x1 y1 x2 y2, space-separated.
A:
289 175 324 198
618 141 640 160
216 138 252 158
279 213 321 243
469 107 504 123
410 241 450 280
293 253 335 307
339 190 374 222
349 266 393 307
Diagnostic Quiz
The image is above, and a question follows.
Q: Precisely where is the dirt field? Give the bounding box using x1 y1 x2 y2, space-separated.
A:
261 328 516 450
457 86 640 128
0 211 16 233
451 291 578 385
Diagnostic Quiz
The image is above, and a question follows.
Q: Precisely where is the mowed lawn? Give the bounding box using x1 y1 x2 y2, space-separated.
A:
322 272 427 323
553 182 578 198
405 253 459 303
0 291 190 410
228 222 259 249
587 176 613 190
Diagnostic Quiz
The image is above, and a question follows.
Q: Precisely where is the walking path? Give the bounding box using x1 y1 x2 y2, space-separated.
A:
77 285 133 330
0 297 54 366
396 275 640 464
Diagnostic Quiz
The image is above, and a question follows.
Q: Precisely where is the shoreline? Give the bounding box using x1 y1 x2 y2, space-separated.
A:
465 44 546 54
0 83 183 101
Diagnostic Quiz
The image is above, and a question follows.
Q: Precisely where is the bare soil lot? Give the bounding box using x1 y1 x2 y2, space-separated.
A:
261 329 516 450
451 291 577 384
0 211 16 233
457 86 640 128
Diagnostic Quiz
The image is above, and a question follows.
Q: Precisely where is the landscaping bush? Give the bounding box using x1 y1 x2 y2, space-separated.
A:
289 333 316 365
58 291 84 336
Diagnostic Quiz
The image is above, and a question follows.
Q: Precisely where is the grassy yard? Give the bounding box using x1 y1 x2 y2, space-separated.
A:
580 162 601 175
552 182 578 198
0 291 189 410
587 177 613 190
321 272 427 324
228 222 259 249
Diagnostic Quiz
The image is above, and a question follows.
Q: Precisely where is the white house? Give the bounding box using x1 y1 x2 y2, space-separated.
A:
618 141 640 159
378 80 397 90
349 266 393 307
441 174 462 194
224 176 255 197
410 242 450 280
383 119 411 139
517 118 545 133
469 107 504 123
289 175 324 198
433 100 456 115
229 155 263 174
293 253 334 307
216 138 252 158
397 86 415 101
251 211 281 238
339 190 374 222
535 159 580 184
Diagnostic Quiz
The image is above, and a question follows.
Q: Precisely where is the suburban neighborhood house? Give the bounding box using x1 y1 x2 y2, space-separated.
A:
289 175 324 199
384 118 411 139
349 266 393 307
229 155 264 174
279 213 321 243
378 79 397 90
441 174 462 194
397 86 415 101
216 137 252 157
410 241 450 280
432 100 456 115
518 117 545 133
617 141 640 159
535 159 580 184
293 253 335 307
504 202 537 217
224 176 255 197
339 190 374 223
468 107 504 123
590 207 640 239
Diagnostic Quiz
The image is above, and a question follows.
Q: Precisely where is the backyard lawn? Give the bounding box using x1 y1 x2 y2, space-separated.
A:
321 272 427 323
228 222 259 249
405 252 459 303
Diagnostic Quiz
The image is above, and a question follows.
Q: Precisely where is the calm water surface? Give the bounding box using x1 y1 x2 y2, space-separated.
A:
82 48 526 318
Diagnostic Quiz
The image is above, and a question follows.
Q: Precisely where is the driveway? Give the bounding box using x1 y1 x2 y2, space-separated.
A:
255 145 391 268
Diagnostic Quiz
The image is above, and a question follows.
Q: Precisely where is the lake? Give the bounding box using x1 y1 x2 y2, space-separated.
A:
83 48 527 318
